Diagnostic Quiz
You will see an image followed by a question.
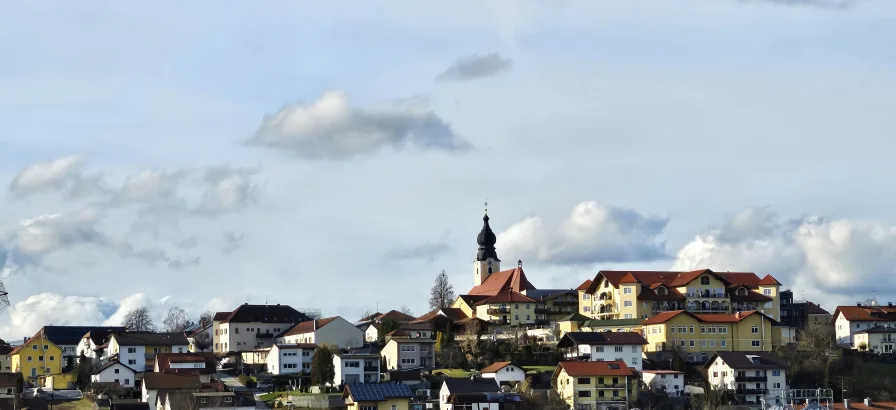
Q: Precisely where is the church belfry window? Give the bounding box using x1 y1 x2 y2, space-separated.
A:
487 261 493 274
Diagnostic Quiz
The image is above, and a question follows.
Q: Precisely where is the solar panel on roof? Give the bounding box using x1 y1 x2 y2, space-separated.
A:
608 363 620 369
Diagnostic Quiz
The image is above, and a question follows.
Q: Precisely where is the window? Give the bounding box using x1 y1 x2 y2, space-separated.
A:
632 358 638 365
624 301 633 307
400 358 416 365
751 340 761 347
583 294 591 300
688 326 695 333
689 340 695 347
614 346 623 352
583 306 590 312
670 327 676 333
400 345 416 352
27 356 32 361
721 340 727 347
224 397 233 403
526 315 530 320
200 398 208 404
124 379 129 385
392 405 397 410
764 289 772 295
632 346 638 353
43 345 49 350
774 383 782 389
127 348 136 354
624 314 633 319
346 361 360 368
678 326 687 333
719 326 728 334
624 287 632 294
577 377 591 384
701 276 710 285
515 315 519 320
773 370 781 376
751 326 759 334
595 346 604 352
49 356 54 361
302 351 310 357
128 360 136 365
114 369 120 374
38 356 43 361
114 379 119 383
577 391 592 398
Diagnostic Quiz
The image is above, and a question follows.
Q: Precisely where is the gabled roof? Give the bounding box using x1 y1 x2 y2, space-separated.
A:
806 302 831 315
480 361 515 373
93 360 138 375
212 312 231 321
411 308 468 323
555 361 636 377
219 304 310 324
343 383 413 401
36 326 127 346
558 312 591 322
473 291 538 306
832 305 896 322
442 378 500 394
278 317 340 337
642 310 778 325
457 295 490 308
467 266 536 296
113 332 189 346
586 269 767 294
374 310 416 323
704 351 787 369
187 324 211 337
9 334 60 355
142 372 201 390
576 279 593 291
758 274 782 286
85 329 125 346
155 352 216 375
556 332 648 348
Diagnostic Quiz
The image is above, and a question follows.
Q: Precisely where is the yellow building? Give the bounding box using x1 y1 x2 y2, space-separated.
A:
581 269 782 321
641 310 788 363
10 335 63 382
552 361 639 410
558 315 643 337
453 289 548 326
853 326 896 354
343 382 412 410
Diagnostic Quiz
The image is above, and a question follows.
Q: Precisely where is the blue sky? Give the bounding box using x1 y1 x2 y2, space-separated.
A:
1 0 895 338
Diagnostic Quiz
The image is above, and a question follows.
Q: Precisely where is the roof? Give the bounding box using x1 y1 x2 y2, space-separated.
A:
855 325 896 335
442 378 500 394
833 305 896 322
581 318 644 328
576 279 593 291
411 308 468 323
112 332 189 346
556 332 648 348
473 290 539 305
278 317 340 337
526 289 576 300
457 295 490 308
758 274 782 285
86 329 125 345
9 334 60 355
586 269 769 294
110 401 151 410
94 360 138 375
274 343 318 349
374 310 417 323
448 392 522 404
637 285 686 302
480 361 514 373
466 266 536 296
704 351 788 369
213 312 231 321
806 302 831 315
343 383 413 401
0 346 13 355
387 370 421 382
155 352 216 375
142 372 202 390
642 310 777 325
556 361 636 377
187 324 211 337
35 326 127 346
642 370 684 374
558 312 591 322
219 303 311 324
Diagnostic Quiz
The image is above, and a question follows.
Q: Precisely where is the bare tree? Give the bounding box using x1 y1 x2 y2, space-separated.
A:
198 311 214 327
437 344 466 369
122 306 156 332
429 270 456 310
399 305 414 316
163 306 189 332
796 320 841 387
689 384 727 410
193 332 212 352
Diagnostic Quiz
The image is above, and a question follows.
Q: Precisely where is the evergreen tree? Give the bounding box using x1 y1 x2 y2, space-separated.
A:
310 347 335 388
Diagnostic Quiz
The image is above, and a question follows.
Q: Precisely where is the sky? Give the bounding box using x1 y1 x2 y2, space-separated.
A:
1 0 895 340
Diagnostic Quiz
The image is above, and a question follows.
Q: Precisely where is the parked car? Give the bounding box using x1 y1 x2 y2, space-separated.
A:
256 380 274 391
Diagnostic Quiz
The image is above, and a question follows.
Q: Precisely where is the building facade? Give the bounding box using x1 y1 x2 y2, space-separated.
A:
213 304 311 353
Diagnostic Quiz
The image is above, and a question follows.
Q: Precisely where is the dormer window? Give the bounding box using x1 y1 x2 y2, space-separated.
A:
700 276 710 285
657 287 667 296
738 288 747 296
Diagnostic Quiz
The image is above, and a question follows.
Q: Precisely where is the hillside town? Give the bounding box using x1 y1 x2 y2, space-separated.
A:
1 211 894 410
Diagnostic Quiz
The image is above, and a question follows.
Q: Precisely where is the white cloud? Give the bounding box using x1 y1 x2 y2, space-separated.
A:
248 91 471 159
8 156 108 198
194 166 259 215
673 207 896 310
497 201 669 265
114 170 186 205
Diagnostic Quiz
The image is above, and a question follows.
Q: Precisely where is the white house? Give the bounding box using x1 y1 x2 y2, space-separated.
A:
479 362 526 385
364 324 380 343
156 391 252 410
705 352 788 405
109 332 190 372
266 344 316 375
275 316 364 348
833 303 896 345
556 331 648 371
642 370 685 395
142 372 201 410
91 360 138 389
213 304 312 353
334 352 381 385
853 326 896 353
439 378 500 410
187 324 213 353
154 352 217 383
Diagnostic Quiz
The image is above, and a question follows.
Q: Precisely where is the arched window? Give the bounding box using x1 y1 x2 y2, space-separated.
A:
738 287 747 296
487 261 493 274
700 276 710 285
657 287 667 295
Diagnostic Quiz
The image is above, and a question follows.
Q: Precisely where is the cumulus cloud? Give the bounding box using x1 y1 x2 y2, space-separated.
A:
435 52 513 82
248 91 471 159
0 292 216 338
673 207 896 309
8 156 110 198
194 166 259 215
497 201 669 265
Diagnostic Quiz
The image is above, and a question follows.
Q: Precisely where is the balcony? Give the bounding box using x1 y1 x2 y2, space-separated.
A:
534 307 551 314
552 300 578 306
364 365 379 372
686 291 729 299
598 292 613 301
256 332 275 338
595 384 626 389
736 389 767 395
487 307 510 315
735 376 767 382
145 353 157 359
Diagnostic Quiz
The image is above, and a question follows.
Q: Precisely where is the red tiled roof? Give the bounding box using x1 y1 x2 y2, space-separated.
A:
758 274 782 285
474 290 538 305
833 306 896 322
375 310 416 323
643 311 688 325
557 361 635 377
729 289 773 303
637 285 686 301
480 361 513 373
643 310 768 324
588 269 768 293
619 273 639 284
576 279 592 291
282 317 339 336
156 353 216 375
467 267 536 296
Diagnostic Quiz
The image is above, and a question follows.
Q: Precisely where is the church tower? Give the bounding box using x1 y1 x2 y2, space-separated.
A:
474 202 501 286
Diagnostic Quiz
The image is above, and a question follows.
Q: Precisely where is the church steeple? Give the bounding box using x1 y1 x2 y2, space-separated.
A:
474 200 500 286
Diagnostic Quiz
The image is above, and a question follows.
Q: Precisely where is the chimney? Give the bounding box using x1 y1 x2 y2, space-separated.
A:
858 303 862 307
889 302 893 307
313 320 318 331
23 337 27 344
844 399 850 409
864 398 872 407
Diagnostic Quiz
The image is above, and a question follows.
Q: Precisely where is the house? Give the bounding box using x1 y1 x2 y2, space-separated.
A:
187 324 213 353
239 349 269 366
641 370 684 395
109 332 190 372
92 360 139 389
833 303 896 345
479 361 526 385
576 279 594 316
0 346 12 372
275 316 364 348
451 212 579 326
141 372 201 410
35 326 126 366
9 334 63 382
213 303 311 353
266 344 316 375
556 332 649 371
154 353 217 383
334 351 381 385
343 383 414 410
581 269 783 321
779 290 831 329
410 308 469 336
444 392 523 410
156 391 248 409
557 315 644 338
381 331 437 370
641 310 790 363
551 361 639 410
853 326 896 353
79 328 125 363
705 351 788 406
438 378 499 410
0 372 23 396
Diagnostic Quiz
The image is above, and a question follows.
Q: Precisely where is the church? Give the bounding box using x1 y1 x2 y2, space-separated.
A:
449 209 581 327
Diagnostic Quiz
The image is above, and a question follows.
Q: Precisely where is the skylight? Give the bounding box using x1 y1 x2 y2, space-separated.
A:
608 363 620 369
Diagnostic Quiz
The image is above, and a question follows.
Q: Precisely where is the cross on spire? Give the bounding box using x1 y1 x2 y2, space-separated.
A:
484 198 488 215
